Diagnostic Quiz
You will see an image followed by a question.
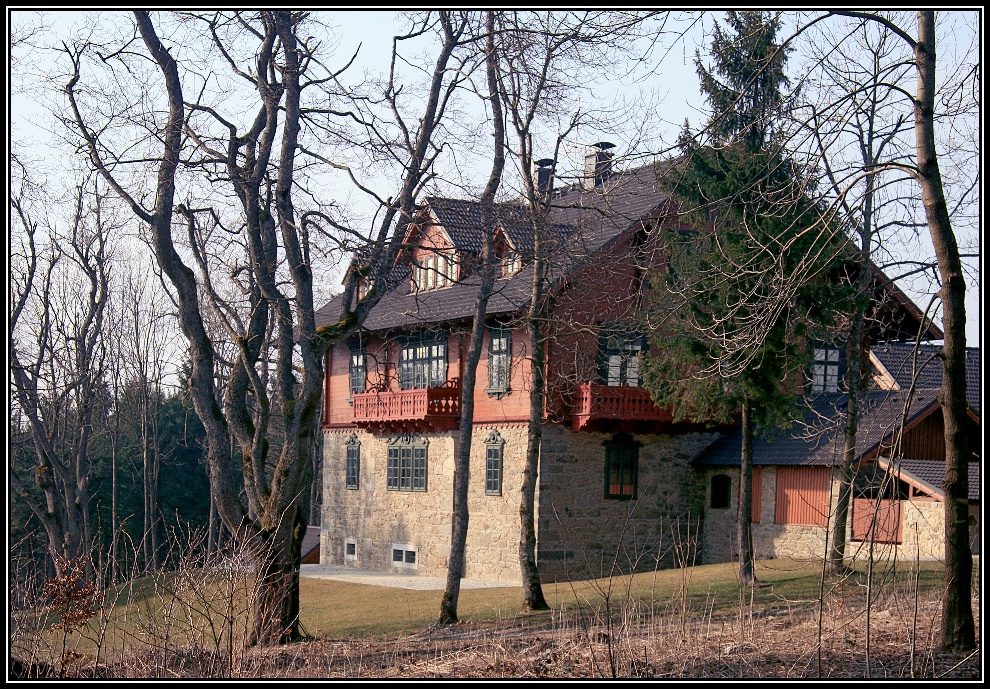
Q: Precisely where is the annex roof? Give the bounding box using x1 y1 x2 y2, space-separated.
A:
693 388 943 468
876 457 980 502
872 342 981 413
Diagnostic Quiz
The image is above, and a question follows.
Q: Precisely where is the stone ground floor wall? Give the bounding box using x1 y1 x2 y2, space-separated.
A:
322 429 455 579
323 425 717 584
324 427 974 583
699 466 967 564
322 424 530 584
699 466 840 562
534 427 715 583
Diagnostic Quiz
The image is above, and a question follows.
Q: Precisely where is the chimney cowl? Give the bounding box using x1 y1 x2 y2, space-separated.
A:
584 142 616 188
534 158 555 197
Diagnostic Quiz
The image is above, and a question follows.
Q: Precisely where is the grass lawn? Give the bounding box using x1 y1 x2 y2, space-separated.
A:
300 557 949 639
11 559 968 677
14 556 955 665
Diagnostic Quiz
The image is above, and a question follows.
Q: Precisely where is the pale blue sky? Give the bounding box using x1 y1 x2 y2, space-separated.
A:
9 10 980 348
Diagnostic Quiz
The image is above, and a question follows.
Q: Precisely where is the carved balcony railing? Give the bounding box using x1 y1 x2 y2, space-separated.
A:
571 382 672 432
352 379 461 433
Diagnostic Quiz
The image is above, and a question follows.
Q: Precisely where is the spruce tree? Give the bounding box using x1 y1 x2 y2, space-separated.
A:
646 12 847 585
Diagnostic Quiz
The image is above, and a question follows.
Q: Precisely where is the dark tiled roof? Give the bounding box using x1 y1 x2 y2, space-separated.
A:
316 160 670 332
316 268 532 331
301 525 321 558
694 389 940 467
872 343 981 413
425 197 572 257
887 459 980 501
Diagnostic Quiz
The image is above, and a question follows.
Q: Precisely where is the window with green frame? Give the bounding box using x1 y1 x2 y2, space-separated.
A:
345 434 360 490
604 433 640 500
598 330 646 387
399 335 447 390
386 436 428 491
484 430 504 496
809 342 844 394
348 345 366 395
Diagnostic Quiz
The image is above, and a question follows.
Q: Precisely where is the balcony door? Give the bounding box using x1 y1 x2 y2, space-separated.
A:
400 336 447 390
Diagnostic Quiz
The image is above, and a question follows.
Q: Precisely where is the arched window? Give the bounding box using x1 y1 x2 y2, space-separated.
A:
710 474 731 509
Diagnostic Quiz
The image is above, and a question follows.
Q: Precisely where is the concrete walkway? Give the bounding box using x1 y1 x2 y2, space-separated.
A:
300 564 516 591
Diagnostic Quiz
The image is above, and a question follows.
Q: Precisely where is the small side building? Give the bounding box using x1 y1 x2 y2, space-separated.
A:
695 345 980 564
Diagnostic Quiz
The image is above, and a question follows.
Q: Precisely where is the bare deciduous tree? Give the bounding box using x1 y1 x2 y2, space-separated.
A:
438 11 506 625
65 9 473 645
10 168 114 578
793 10 976 650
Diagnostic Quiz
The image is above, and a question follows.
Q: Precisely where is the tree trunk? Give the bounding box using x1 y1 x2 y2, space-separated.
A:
438 14 504 624
519 326 550 611
111 426 119 583
737 398 755 586
248 508 307 646
913 10 974 653
519 155 549 612
827 247 870 577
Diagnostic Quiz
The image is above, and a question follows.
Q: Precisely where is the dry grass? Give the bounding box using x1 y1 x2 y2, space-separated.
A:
11 556 980 679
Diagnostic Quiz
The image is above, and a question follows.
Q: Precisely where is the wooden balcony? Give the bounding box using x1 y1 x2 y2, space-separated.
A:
571 382 673 432
352 379 461 434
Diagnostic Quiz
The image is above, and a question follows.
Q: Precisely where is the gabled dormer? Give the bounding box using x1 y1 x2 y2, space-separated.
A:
402 207 460 293
494 227 520 278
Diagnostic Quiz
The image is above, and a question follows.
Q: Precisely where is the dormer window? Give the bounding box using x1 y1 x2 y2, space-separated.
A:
357 275 374 301
412 251 457 292
502 251 520 277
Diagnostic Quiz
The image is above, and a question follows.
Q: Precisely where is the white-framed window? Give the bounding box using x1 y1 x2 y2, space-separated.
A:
811 344 843 393
502 251 520 277
391 542 418 570
412 251 457 291
426 254 436 289
445 252 458 284
357 275 374 300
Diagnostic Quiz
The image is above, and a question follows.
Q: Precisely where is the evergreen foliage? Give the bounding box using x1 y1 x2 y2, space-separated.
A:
646 144 848 429
11 383 211 581
644 11 851 585
695 11 792 151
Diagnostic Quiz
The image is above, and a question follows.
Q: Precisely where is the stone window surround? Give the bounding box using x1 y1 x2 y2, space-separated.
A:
386 434 429 492
345 433 360 490
391 542 418 569
484 430 504 496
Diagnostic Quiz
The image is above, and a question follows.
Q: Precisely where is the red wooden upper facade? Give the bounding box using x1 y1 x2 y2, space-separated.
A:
317 162 945 435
